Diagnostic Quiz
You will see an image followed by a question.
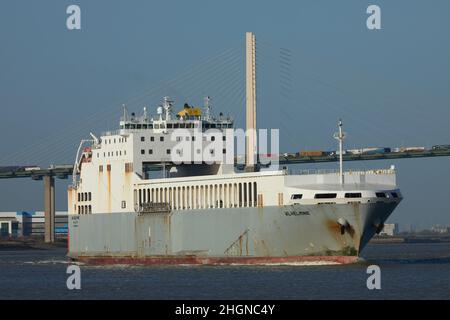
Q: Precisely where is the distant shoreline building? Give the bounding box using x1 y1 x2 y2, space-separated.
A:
431 225 450 234
379 223 399 236
0 211 68 237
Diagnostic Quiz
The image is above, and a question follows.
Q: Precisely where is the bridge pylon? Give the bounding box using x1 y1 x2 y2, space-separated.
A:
44 175 55 243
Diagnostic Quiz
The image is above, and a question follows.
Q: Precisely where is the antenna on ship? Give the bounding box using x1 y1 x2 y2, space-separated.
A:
163 96 173 121
122 104 128 121
204 96 211 121
143 106 148 121
333 119 346 185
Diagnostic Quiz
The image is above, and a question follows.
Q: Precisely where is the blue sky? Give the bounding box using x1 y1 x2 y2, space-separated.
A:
0 0 449 230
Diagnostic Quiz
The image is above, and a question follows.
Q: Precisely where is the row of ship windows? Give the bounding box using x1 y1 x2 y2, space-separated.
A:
136 182 259 210
104 137 128 144
120 123 233 130
77 205 92 214
97 150 127 158
78 192 92 202
140 135 226 142
103 135 226 146
290 192 399 200
98 163 132 173
140 149 227 156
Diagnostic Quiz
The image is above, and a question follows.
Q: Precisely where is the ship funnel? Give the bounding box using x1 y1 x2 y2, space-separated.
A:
245 32 257 171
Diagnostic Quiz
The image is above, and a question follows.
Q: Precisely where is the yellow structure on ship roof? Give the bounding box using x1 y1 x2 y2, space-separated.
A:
177 103 202 118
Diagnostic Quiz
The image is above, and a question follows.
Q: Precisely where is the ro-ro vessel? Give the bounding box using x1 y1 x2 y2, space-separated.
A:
68 33 402 265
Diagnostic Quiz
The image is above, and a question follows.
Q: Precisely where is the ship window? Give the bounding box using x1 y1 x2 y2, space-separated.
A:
125 124 130 129
166 149 171 154
137 124 142 129
223 149 226 154
148 124 153 129
154 124 159 129
114 139 116 143
210 149 214 155
391 192 399 198
376 192 387 198
186 136 190 141
314 193 337 199
150 137 154 142
99 165 103 172
141 137 145 142
345 193 362 198
160 137 164 142
210 124 216 129
167 123 173 129
196 149 201 154
141 149 145 155
291 194 303 200
160 124 166 129
142 124 147 129
192 136 195 141
174 123 179 129
222 136 226 141
88 192 91 201
148 149 153 155
176 136 182 142
180 123 186 128
211 136 215 141
130 124 135 129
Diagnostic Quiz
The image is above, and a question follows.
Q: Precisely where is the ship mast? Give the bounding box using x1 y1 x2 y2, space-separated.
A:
333 119 346 185
245 32 257 171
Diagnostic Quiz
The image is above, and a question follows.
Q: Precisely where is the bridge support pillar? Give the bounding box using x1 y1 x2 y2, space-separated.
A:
44 175 55 243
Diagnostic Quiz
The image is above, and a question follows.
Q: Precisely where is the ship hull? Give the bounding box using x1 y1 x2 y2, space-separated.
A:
68 202 398 265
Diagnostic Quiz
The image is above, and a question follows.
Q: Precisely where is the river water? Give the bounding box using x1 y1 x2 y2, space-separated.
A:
0 242 449 299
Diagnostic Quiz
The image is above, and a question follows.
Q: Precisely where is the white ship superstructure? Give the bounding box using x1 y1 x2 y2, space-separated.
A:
67 33 402 264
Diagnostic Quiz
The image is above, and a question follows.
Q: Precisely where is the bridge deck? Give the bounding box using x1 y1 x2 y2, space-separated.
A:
1 149 449 179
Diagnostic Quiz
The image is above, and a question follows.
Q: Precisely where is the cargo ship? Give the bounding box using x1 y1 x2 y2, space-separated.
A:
67 33 402 265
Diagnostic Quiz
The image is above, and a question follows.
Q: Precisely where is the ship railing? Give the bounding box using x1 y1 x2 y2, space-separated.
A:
288 168 396 176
